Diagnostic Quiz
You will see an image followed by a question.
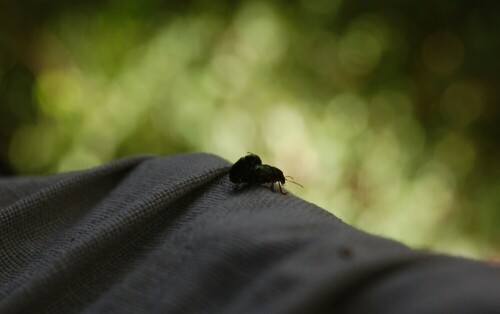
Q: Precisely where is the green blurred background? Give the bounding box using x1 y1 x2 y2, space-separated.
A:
1 0 499 259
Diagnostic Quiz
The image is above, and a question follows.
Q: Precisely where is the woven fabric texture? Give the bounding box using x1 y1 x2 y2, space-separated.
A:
0 153 499 313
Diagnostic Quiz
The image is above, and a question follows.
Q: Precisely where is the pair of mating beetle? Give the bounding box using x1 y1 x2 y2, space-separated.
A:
229 153 302 195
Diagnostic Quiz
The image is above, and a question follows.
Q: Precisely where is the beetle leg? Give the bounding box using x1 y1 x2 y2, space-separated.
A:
270 182 274 192
278 182 288 195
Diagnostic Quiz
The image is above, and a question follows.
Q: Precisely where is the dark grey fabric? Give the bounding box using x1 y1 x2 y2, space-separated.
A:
0 153 499 313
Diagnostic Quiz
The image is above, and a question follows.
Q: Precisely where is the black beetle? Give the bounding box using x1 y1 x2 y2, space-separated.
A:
228 153 262 184
229 153 302 195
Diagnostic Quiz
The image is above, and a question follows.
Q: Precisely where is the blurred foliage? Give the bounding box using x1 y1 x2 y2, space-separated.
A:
1 0 499 259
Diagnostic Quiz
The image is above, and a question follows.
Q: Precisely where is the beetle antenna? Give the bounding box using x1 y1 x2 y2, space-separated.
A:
285 176 303 188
